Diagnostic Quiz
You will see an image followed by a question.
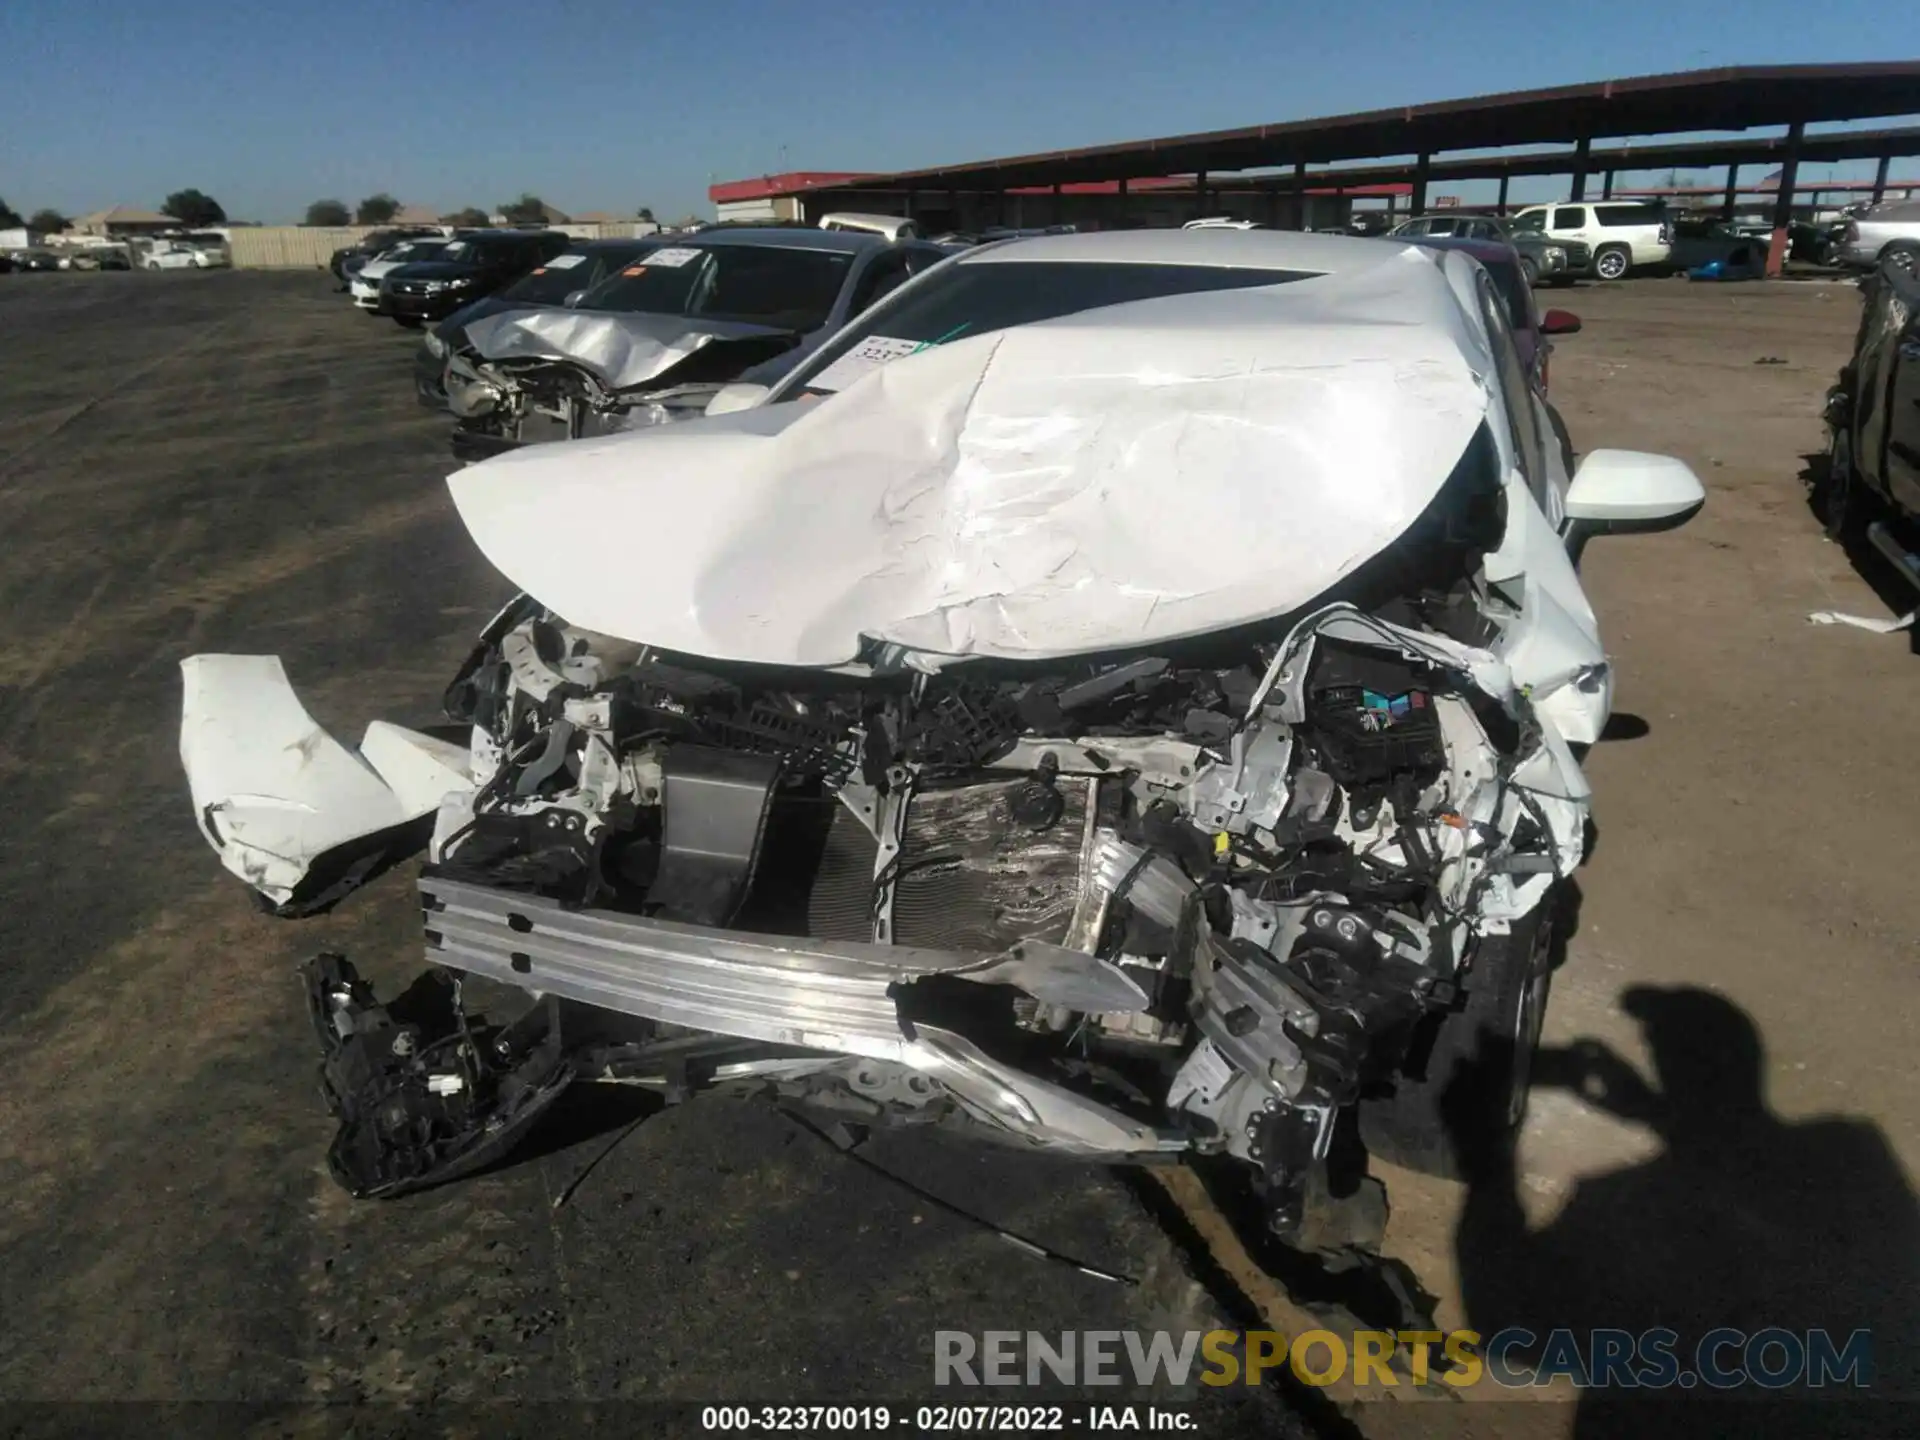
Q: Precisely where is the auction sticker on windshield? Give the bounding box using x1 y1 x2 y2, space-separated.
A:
813 335 925 392
643 247 703 268
545 253 586 269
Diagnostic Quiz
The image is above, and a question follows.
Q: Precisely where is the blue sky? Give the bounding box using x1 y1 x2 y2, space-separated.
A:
0 0 1908 223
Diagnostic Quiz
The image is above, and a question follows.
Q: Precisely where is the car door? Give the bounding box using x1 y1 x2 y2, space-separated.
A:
1885 286 1920 513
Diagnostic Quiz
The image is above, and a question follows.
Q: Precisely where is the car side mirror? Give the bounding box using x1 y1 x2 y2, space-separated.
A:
705 382 771 416
1562 449 1705 563
1540 309 1582 335
563 290 585 308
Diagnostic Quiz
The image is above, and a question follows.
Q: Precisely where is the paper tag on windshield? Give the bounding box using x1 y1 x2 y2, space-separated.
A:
644 246 702 268
811 335 924 392
443 241 467 256
545 253 585 269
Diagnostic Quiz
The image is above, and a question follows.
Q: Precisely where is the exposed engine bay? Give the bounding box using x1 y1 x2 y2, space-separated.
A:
283 588 1584 1233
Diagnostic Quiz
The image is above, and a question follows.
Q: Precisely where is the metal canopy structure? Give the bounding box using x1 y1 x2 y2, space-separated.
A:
720 63 1920 275
1183 125 1920 194
830 64 1920 190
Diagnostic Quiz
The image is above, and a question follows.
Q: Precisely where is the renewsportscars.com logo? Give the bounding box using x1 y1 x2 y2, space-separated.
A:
934 1328 1874 1390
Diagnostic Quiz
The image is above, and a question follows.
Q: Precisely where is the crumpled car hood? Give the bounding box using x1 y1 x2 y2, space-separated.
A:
460 308 799 392
447 255 1495 665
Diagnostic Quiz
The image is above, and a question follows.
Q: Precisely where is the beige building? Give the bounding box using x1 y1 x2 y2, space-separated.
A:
72 206 177 237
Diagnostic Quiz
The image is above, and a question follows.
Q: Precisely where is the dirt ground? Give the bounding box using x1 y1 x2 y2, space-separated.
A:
0 268 1913 1436
0 272 1294 1437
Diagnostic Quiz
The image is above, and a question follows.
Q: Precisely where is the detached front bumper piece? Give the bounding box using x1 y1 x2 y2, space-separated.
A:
179 656 471 914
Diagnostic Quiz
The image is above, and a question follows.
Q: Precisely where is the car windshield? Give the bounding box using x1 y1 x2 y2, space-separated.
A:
577 243 854 330
501 243 657 305
785 258 1315 394
381 240 449 265
436 239 510 268
1508 211 1546 233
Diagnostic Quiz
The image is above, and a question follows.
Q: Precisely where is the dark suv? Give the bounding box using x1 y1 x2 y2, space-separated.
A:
380 232 570 327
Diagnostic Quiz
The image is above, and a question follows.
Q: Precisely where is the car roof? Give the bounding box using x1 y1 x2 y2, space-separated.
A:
1402 234 1517 266
955 226 1409 271
671 227 889 254
1516 199 1658 210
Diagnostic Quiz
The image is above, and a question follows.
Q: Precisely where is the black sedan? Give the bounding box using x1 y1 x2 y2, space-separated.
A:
414 237 661 408
380 231 570 326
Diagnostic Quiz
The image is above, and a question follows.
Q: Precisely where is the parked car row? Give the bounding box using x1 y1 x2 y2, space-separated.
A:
180 221 1711 1264
3 240 211 273
337 229 571 323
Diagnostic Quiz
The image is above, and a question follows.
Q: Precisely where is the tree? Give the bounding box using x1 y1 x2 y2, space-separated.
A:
498 194 549 226
0 196 21 228
304 199 351 227
355 193 399 225
27 209 68 234
636 206 655 222
162 189 226 227
441 206 490 228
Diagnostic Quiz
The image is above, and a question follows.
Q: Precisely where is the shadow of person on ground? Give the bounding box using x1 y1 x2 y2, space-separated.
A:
1445 985 1919 1436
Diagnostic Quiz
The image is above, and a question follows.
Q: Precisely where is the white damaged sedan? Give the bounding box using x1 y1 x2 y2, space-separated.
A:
179 230 1702 1229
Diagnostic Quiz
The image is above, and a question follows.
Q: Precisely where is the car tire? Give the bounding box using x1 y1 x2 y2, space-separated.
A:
1520 256 1540 287
145 260 161 271
1593 245 1631 281
1881 241 1920 274
394 316 423 329
1358 887 1561 1180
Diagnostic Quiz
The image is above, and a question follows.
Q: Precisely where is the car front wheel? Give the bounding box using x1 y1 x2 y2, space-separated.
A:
1359 886 1561 1179
1594 245 1631 281
1521 256 1540 287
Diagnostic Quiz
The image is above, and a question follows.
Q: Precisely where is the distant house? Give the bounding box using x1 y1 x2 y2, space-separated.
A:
72 206 177 237
570 211 624 225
